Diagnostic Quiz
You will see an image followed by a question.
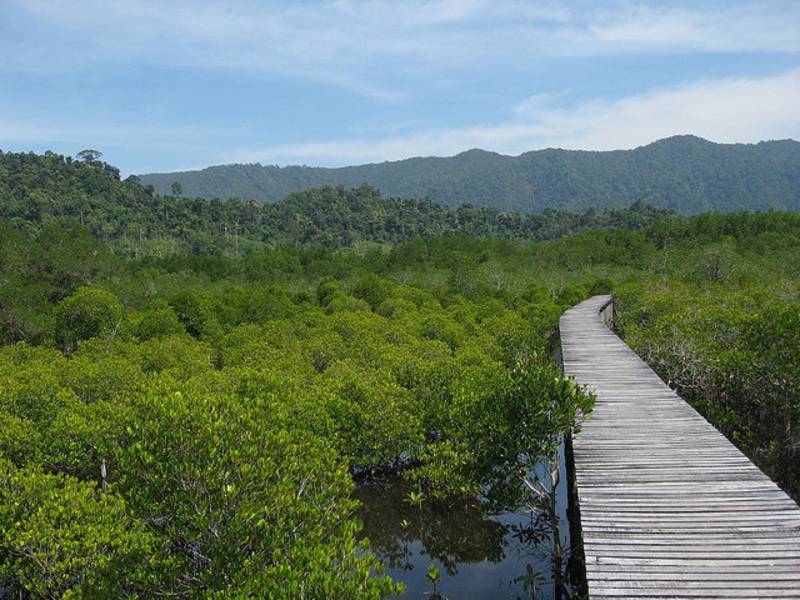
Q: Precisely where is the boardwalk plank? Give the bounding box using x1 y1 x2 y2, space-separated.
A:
560 295 800 599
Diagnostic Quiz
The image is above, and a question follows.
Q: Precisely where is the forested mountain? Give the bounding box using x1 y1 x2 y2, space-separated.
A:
140 136 800 214
0 150 675 256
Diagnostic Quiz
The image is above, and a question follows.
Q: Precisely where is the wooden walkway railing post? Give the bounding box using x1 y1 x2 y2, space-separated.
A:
561 295 800 599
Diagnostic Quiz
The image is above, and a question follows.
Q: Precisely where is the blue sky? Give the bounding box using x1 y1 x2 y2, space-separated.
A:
1 0 799 175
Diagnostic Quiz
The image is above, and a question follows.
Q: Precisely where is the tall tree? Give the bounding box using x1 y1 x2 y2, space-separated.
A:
76 149 103 163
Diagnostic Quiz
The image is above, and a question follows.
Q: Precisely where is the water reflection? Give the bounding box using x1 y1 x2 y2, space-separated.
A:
355 477 570 599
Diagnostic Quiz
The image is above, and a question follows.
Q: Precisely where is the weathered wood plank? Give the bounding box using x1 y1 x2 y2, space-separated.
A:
560 295 800 599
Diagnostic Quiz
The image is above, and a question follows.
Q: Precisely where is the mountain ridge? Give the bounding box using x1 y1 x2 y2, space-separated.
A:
140 136 800 214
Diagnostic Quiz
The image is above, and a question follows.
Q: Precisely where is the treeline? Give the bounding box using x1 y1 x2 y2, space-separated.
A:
4 208 800 348
0 150 675 256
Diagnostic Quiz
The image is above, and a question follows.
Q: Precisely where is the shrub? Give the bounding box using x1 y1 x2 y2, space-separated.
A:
0 460 158 598
109 388 398 597
0 413 42 467
316 276 340 307
55 288 124 351
554 284 586 308
588 277 614 295
351 273 390 310
320 361 424 470
134 305 185 340
168 291 214 338
325 292 371 315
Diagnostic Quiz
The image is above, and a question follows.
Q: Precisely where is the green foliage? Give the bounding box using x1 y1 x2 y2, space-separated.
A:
0 413 42 467
352 273 391 309
0 459 157 599
555 284 587 309
0 224 115 344
424 561 444 599
321 360 424 470
76 149 103 163
316 276 340 306
325 292 371 315
426 562 441 592
136 334 215 376
108 388 398 597
133 305 185 340
168 291 216 338
588 277 614 295
55 287 124 351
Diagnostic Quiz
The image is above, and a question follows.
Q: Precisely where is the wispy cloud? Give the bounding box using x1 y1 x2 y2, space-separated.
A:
4 0 799 98
587 3 800 52
230 69 800 165
513 92 569 117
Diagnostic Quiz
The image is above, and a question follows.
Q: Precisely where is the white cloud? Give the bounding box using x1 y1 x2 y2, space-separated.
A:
531 69 800 149
231 69 800 165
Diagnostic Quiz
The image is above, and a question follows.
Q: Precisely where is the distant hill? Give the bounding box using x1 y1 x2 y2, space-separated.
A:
140 136 800 214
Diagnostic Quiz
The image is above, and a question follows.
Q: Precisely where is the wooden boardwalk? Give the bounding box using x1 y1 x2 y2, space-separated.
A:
560 295 800 599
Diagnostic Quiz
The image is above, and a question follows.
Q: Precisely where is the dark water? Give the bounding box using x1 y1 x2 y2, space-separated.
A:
355 444 573 600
